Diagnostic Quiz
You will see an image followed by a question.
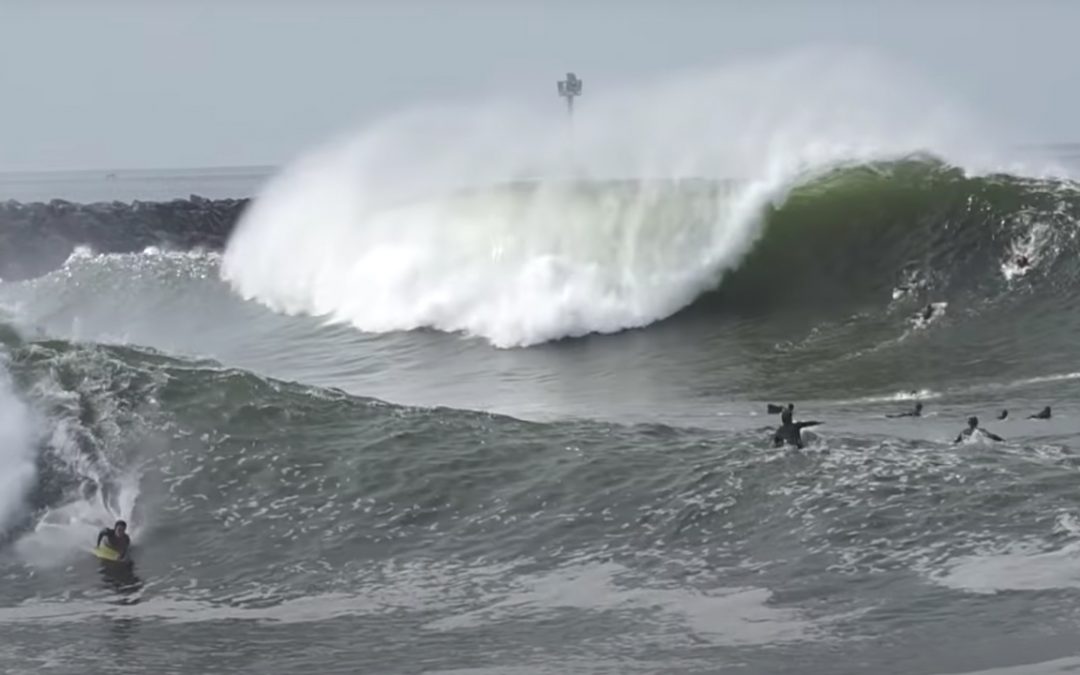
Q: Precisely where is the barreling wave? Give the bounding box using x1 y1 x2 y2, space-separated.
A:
218 49 1075 347
703 158 1080 312
221 155 1080 347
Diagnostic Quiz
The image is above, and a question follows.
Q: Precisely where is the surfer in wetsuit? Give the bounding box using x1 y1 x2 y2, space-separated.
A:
887 402 923 418
1028 406 1051 420
954 417 1003 444
97 520 131 560
772 404 821 449
997 409 1008 420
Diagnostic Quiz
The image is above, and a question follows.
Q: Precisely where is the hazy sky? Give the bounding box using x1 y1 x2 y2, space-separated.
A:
1 0 1077 171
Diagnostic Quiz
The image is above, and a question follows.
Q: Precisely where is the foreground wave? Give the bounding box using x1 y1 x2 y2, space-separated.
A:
2 328 1080 672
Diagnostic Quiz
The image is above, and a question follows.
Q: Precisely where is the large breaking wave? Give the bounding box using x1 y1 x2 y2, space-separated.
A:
4 170 1078 360
0 358 35 535
220 50 1031 347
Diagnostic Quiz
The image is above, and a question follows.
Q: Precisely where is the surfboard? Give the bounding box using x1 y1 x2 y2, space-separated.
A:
92 544 122 561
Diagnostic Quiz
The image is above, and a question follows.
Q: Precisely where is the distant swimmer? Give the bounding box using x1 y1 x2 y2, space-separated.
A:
954 416 1003 444
997 409 1009 420
773 404 821 449
96 520 131 561
1015 255 1031 269
1028 406 1051 420
913 303 945 327
887 402 923 418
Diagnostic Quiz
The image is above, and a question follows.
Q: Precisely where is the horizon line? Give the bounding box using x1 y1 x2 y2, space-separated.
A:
0 163 280 177
3 142 1080 176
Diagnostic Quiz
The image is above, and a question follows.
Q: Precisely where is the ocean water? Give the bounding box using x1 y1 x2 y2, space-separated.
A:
3 57 1080 674
0 166 273 204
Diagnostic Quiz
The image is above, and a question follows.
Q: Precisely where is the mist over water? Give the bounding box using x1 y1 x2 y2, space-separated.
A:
0 362 35 535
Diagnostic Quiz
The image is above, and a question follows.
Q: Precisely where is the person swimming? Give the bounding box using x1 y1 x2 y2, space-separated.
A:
914 303 947 326
954 416 1003 443
1028 406 1051 420
887 402 923 418
96 520 131 560
773 404 821 449
997 409 1008 420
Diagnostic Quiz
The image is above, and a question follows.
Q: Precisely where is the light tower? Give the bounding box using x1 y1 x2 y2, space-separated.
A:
556 72 582 118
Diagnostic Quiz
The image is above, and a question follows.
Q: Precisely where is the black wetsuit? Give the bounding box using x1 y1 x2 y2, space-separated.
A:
887 403 923 418
773 409 821 449
97 528 131 560
1029 406 1051 420
954 425 1003 444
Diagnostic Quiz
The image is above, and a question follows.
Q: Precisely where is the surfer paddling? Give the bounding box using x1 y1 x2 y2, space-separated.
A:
954 417 1003 444
887 402 923 418
1028 406 1051 420
97 520 131 560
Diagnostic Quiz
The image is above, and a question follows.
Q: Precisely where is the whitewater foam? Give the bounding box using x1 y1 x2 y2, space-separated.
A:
14 480 141 568
0 342 149 565
0 361 36 535
424 561 817 645
932 539 1080 594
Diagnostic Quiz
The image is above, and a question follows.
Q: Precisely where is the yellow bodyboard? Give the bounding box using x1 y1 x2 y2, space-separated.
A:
92 544 121 561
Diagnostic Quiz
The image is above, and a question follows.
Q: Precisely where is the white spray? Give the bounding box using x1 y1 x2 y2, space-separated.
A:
0 345 147 567
223 48 998 347
0 360 36 535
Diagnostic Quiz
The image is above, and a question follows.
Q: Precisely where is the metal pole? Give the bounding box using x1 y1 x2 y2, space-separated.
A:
557 73 582 170
557 72 582 122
